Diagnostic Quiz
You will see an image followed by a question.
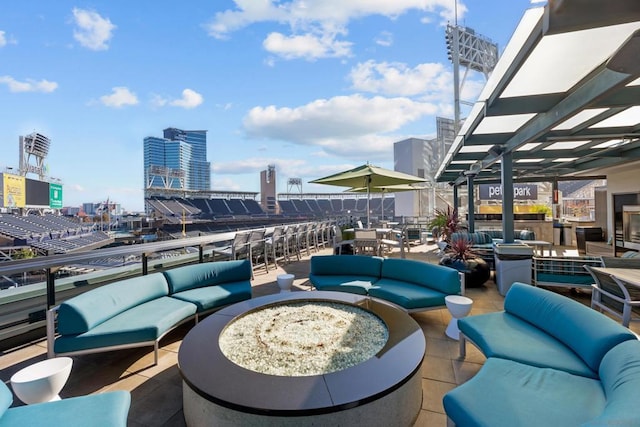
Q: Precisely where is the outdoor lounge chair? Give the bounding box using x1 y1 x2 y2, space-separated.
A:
585 265 640 327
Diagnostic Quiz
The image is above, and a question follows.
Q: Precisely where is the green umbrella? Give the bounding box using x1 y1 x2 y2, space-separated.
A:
345 184 422 221
310 164 426 226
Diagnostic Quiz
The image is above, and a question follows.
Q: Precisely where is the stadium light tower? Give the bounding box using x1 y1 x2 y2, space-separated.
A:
445 13 499 133
19 132 51 180
287 178 302 194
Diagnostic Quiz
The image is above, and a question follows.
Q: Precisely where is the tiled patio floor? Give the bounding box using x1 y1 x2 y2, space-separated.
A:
1 243 636 426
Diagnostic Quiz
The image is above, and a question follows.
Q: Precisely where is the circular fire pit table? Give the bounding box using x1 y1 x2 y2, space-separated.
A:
178 291 425 426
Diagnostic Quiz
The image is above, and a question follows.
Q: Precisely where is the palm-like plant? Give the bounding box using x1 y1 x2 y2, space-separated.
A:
445 238 476 262
429 206 461 242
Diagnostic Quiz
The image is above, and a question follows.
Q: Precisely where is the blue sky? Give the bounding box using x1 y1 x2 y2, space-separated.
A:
0 1 540 212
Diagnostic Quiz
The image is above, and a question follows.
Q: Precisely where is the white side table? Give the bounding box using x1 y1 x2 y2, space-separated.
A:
445 295 473 340
10 357 73 404
277 274 295 293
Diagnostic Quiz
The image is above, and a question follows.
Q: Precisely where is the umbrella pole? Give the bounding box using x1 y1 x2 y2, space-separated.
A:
367 177 371 228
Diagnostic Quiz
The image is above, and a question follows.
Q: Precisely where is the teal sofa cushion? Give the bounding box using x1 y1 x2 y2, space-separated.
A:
504 283 636 373
0 382 11 418
309 276 377 295
170 281 252 312
0 390 130 427
590 340 640 426
368 280 447 309
458 312 598 378
55 297 196 354
57 273 170 335
443 358 605 427
380 258 461 295
163 260 252 294
310 255 383 277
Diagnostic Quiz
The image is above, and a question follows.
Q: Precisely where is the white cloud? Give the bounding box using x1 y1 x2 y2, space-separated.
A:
169 89 204 109
205 1 461 61
207 1 460 37
349 60 450 97
150 89 204 109
374 31 393 47
72 8 116 51
0 31 6 47
348 59 485 104
263 31 352 60
243 94 438 158
99 87 138 108
211 176 244 191
0 76 58 93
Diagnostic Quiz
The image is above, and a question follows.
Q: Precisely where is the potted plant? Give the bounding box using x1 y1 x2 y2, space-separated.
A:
428 206 462 243
439 237 491 288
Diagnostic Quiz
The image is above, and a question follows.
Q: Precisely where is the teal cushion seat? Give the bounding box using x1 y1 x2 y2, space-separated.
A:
55 297 196 354
310 255 383 277
458 312 598 378
369 280 446 309
443 358 605 427
170 281 252 312
592 340 640 426
504 283 636 374
163 260 252 294
57 273 170 335
0 381 12 417
309 276 377 295
0 390 130 427
380 258 460 295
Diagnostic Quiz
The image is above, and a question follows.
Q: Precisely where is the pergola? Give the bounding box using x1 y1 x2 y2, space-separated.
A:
435 0 640 242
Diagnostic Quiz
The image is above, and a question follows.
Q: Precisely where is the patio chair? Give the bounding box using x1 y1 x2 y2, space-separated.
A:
305 222 319 254
585 265 640 327
248 229 269 274
332 226 354 255
284 225 301 261
295 223 311 256
379 227 407 258
266 226 287 267
354 229 379 256
212 231 250 261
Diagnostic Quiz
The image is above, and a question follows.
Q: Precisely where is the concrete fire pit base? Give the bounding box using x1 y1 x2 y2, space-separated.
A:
179 291 425 427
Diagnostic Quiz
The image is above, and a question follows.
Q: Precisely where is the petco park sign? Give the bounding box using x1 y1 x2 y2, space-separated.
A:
478 184 538 200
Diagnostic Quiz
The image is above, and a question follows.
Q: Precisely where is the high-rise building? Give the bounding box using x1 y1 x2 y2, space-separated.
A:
393 118 456 217
143 128 210 191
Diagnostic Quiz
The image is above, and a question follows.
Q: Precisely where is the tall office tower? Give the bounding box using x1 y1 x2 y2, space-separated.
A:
143 128 211 191
393 118 459 218
394 138 436 218
260 165 277 214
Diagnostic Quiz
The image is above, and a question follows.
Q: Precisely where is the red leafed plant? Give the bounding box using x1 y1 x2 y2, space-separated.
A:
445 238 477 262
429 206 462 243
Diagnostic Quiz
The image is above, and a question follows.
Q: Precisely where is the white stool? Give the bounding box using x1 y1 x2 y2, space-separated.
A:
277 274 295 292
10 357 73 404
445 295 473 340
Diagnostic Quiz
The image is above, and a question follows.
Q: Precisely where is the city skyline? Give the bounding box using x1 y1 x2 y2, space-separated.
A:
0 1 539 211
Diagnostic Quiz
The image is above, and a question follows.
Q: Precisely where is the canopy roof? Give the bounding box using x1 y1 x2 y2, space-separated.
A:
436 1 640 185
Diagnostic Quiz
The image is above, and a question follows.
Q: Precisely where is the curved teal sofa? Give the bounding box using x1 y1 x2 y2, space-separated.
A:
47 260 252 364
0 380 130 427
443 283 640 426
309 255 463 312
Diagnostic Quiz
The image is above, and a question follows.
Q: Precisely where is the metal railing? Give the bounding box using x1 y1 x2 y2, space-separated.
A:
0 222 324 349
